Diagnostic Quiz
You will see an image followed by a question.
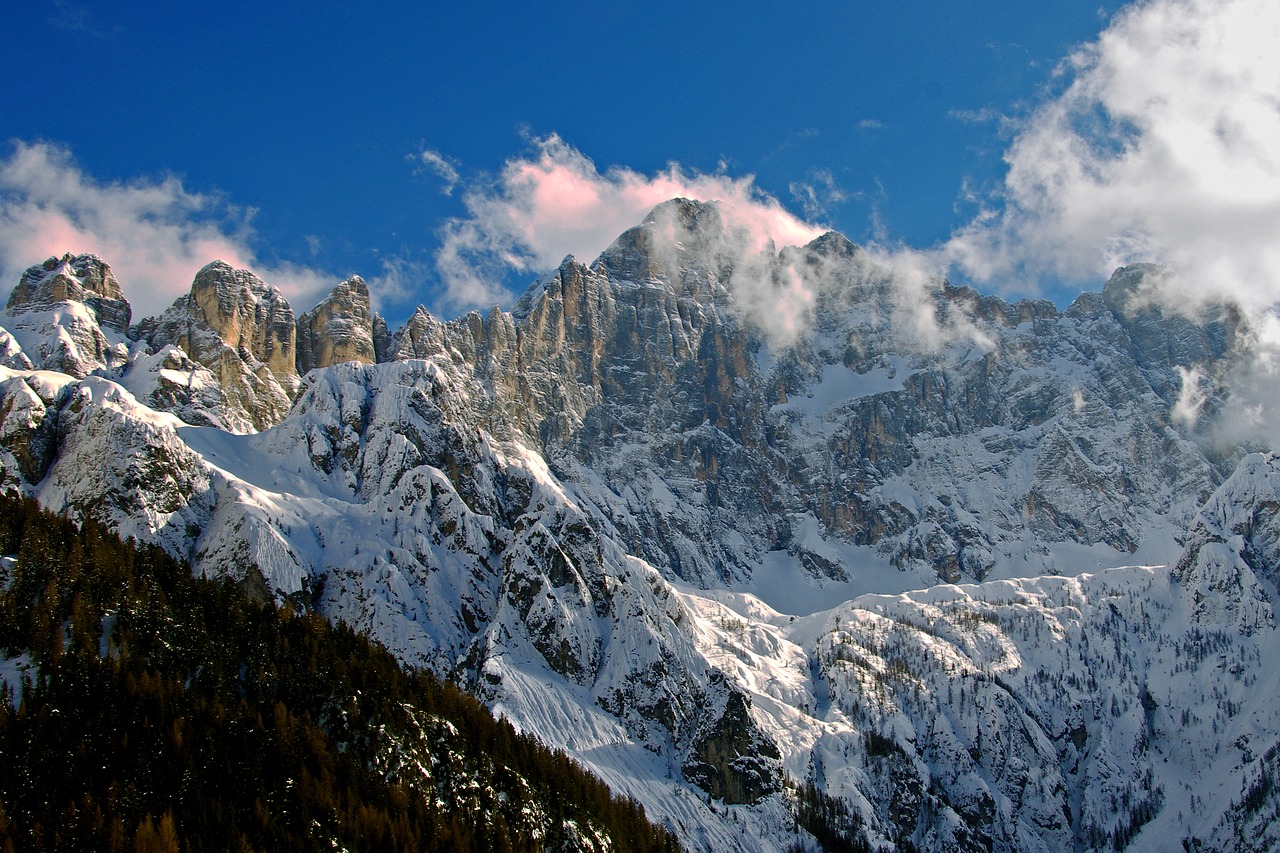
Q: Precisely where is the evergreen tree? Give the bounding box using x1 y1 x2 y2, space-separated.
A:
0 494 681 852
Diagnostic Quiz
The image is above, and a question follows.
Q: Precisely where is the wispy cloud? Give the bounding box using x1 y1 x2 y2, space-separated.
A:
415 148 461 196
789 169 849 221
434 133 823 310
947 107 1003 125
0 141 335 318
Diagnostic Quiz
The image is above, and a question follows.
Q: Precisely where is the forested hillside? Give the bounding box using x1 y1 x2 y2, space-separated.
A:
0 494 680 852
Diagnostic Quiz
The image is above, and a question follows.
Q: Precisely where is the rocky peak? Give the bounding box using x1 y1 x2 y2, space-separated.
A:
941 282 1060 328
1094 264 1242 405
187 261 297 382
296 275 377 373
131 261 299 432
372 314 392 363
1173 452 1280 634
802 230 860 260
1 253 131 377
6 253 131 333
596 198 735 303
1101 263 1166 316
389 306 451 362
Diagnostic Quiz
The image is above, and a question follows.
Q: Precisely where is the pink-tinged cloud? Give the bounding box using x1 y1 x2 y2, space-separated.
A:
0 142 336 319
434 134 824 310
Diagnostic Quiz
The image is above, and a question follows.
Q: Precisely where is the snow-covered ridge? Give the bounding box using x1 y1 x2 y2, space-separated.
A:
0 202 1274 850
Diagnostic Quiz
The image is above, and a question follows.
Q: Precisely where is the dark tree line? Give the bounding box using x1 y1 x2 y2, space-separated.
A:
0 493 680 852
786 780 871 853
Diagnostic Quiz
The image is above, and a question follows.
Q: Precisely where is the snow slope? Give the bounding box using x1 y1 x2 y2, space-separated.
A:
0 203 1273 850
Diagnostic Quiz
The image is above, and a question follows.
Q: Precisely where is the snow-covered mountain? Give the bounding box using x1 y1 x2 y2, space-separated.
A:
1 200 1275 850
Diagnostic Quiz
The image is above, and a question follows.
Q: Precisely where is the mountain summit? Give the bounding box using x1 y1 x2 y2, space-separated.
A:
0 201 1272 851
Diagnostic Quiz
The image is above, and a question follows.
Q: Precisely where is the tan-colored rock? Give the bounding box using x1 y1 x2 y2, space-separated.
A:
136 260 299 431
188 261 297 383
6 253 131 333
2 254 131 377
296 275 376 373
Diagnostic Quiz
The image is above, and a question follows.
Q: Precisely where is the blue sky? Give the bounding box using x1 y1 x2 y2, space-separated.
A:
4 1 1280 326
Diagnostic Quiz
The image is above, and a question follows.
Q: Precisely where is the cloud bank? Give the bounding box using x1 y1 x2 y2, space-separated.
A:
0 142 337 319
433 134 824 310
925 0 1280 447
943 0 1280 316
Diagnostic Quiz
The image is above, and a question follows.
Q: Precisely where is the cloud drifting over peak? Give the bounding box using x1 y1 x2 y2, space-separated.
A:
434 134 824 310
944 0 1280 314
0 142 336 319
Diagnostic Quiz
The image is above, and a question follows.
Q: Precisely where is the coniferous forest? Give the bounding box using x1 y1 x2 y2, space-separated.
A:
0 493 681 852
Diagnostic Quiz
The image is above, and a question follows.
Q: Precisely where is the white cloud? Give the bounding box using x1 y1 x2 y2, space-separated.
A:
0 141 336 319
1214 312 1280 448
943 0 1280 316
789 169 849 221
1172 364 1208 428
416 149 461 196
434 133 823 310
947 107 1003 125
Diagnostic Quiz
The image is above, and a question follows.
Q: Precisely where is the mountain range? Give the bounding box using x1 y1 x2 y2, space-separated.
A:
2 198 1277 851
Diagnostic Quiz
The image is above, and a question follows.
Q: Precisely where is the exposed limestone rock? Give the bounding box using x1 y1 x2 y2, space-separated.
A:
3 201 1279 851
134 260 299 432
296 275 377 373
0 374 59 485
6 253 131 333
372 314 392 363
0 204 1250 585
2 254 131 377
187 260 297 381
1173 452 1280 635
389 306 450 361
683 691 781 804
364 200 1240 585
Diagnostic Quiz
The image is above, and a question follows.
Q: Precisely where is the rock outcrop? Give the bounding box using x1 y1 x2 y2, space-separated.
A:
4 200 1280 851
133 260 299 432
371 201 1238 586
2 253 131 377
296 275 379 373
6 252 131 333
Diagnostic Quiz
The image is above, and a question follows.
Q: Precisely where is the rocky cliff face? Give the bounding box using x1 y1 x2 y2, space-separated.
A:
370 200 1238 588
296 275 380 373
132 260 299 432
6 252 132 333
2 253 131 377
2 199 1276 851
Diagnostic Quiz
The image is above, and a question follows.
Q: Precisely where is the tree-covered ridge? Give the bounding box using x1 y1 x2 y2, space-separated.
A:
0 494 681 852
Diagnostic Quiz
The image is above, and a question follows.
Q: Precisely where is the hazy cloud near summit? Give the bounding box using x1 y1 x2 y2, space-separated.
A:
942 0 1280 316
433 134 824 311
928 0 1280 446
0 142 338 319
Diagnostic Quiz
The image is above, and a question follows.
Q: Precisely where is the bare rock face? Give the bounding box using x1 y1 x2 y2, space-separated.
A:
0 373 59 485
2 253 131 377
371 200 1241 586
134 260 299 432
6 253 131 333
296 275 378 373
1173 451 1280 635
682 691 781 804
4 204 1280 851
187 261 297 381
